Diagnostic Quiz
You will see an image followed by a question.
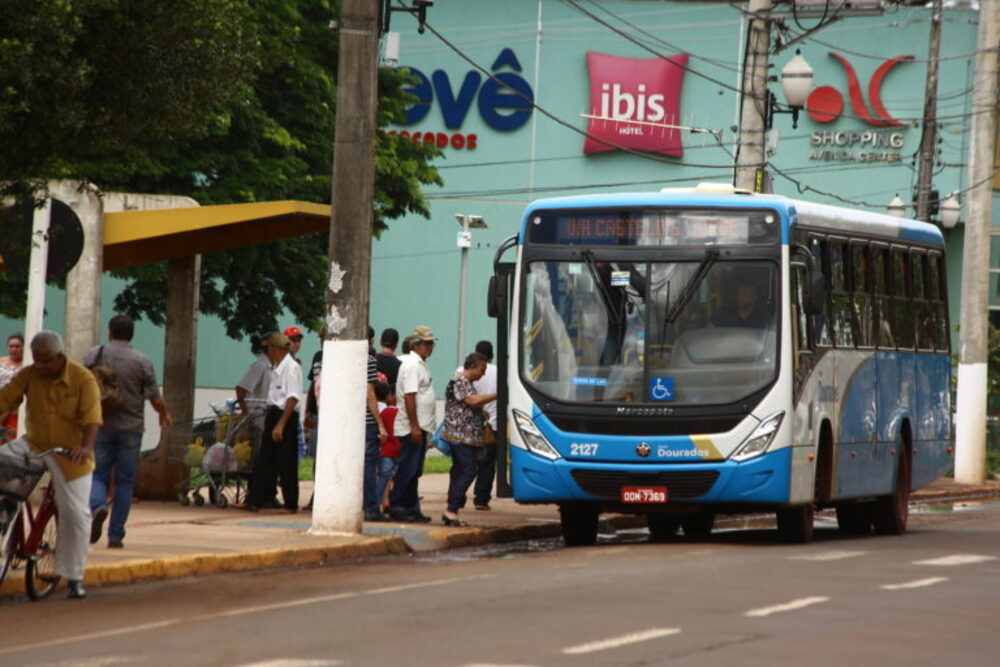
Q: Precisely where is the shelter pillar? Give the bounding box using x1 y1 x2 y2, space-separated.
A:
59 182 104 361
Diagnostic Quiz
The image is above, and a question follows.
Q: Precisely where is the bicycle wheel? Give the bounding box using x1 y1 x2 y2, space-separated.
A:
0 502 18 584
25 507 60 600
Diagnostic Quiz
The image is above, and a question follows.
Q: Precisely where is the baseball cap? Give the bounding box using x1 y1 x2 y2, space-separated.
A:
411 325 437 342
283 325 303 340
266 333 292 350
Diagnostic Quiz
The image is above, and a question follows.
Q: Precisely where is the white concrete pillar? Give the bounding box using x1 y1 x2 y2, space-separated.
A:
310 338 368 535
59 182 104 361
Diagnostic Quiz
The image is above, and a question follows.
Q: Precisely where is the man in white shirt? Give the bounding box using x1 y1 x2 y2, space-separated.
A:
241 333 302 513
235 333 275 418
388 325 438 523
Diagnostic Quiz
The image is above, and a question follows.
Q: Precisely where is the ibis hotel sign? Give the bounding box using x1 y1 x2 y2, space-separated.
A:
583 52 688 157
806 52 912 164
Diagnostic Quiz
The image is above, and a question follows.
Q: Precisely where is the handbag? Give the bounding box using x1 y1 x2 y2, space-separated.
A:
430 422 451 457
483 422 496 446
90 345 124 413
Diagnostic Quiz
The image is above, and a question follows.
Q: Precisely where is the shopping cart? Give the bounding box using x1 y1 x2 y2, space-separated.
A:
172 400 264 508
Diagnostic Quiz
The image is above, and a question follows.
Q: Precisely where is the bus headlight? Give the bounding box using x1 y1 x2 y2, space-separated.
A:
512 409 561 460
731 411 784 462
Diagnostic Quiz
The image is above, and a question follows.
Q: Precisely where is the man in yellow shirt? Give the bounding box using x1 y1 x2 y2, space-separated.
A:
0 331 102 599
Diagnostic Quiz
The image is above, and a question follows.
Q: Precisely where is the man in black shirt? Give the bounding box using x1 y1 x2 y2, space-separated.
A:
375 327 402 390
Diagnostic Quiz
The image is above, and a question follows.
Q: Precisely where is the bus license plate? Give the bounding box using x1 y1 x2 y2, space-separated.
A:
620 486 668 503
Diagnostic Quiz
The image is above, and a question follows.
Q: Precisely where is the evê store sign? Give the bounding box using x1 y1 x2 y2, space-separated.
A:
804 52 912 164
386 48 535 151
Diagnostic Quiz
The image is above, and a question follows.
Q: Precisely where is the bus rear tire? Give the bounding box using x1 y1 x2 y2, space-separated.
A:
777 504 815 543
871 445 910 535
681 512 715 539
559 504 599 546
836 503 872 536
647 514 680 542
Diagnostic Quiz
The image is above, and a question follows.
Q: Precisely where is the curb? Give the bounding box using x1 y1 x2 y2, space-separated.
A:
1 535 409 600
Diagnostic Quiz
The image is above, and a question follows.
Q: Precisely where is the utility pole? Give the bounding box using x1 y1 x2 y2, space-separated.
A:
734 0 772 192
312 0 380 534
914 0 943 222
955 0 1000 485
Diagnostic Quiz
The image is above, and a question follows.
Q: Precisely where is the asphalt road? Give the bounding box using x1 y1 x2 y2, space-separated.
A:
2 501 998 667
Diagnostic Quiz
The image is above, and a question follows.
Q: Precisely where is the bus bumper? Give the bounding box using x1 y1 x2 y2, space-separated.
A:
510 446 793 506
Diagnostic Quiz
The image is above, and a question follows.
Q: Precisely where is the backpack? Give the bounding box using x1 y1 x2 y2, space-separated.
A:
90 345 124 413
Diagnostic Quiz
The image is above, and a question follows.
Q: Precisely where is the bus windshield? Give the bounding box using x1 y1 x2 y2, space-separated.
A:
521 258 778 405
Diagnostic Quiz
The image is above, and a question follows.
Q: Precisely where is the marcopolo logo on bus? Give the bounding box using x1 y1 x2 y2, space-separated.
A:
584 51 688 157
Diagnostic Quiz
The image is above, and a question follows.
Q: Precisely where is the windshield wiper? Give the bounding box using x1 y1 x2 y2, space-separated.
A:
582 249 624 323
664 248 719 323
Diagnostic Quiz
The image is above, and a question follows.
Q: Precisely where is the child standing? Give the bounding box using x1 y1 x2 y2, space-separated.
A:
374 382 400 518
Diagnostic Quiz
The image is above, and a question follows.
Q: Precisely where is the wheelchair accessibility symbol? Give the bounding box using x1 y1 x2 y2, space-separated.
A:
649 376 675 402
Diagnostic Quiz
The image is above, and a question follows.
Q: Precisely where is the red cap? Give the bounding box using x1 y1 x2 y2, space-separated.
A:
283 325 303 338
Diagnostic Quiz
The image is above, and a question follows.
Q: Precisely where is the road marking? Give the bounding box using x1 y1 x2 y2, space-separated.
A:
790 550 867 562
913 554 998 567
880 577 949 590
0 577 469 656
744 596 829 617
239 662 342 667
561 628 681 655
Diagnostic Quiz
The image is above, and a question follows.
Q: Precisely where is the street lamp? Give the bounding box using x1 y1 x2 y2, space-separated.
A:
767 50 814 130
887 194 907 218
939 192 961 229
455 213 487 366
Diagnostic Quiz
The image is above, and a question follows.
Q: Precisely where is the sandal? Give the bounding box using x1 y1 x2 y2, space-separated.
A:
441 514 469 527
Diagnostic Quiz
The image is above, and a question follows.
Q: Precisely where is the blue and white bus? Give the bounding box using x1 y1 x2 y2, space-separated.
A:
488 183 952 544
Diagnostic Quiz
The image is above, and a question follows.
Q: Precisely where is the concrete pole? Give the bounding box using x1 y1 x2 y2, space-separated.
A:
135 255 201 499
59 182 104 361
955 1 1000 484
734 0 772 192
914 0 943 222
18 199 52 435
312 0 380 535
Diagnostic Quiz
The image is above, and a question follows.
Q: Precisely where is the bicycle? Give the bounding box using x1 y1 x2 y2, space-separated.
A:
0 447 71 601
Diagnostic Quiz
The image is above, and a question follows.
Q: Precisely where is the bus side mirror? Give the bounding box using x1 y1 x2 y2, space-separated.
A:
806 274 826 315
487 275 500 318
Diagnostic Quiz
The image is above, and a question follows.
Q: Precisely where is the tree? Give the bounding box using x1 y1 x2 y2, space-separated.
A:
1 1 442 338
0 0 259 315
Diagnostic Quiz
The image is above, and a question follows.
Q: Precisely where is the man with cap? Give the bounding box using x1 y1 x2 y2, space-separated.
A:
240 333 302 513
283 324 308 460
388 325 437 522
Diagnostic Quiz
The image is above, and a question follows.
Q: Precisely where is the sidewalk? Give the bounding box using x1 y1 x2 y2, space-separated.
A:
3 474 999 598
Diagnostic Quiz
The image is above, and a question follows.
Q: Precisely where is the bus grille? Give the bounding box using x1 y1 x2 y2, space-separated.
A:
570 469 719 500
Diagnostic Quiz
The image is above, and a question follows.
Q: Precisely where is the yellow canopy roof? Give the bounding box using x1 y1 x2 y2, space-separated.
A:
103 200 331 271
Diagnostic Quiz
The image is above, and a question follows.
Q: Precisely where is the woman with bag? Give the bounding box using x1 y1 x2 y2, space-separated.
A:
440 352 497 527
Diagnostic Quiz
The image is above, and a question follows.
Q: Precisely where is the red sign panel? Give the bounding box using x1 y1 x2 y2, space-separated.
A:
584 52 688 157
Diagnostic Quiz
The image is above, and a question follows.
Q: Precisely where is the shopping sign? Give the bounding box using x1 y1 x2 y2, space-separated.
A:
584 51 688 156
806 52 914 127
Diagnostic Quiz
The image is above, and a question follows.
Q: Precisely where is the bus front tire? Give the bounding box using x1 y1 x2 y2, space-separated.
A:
559 505 599 546
776 504 815 543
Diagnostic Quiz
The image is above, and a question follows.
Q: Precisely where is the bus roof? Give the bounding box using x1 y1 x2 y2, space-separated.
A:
522 189 944 247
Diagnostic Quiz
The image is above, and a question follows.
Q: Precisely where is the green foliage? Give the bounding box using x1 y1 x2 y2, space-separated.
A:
423 453 452 475
1 1 442 341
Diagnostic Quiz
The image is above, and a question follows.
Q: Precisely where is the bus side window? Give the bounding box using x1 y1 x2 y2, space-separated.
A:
911 250 934 350
829 239 854 348
873 245 894 348
851 242 874 347
892 247 915 349
929 251 950 351
812 236 833 347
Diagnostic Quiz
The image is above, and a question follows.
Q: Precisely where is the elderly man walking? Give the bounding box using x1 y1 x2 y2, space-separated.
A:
0 331 102 598
84 315 171 549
